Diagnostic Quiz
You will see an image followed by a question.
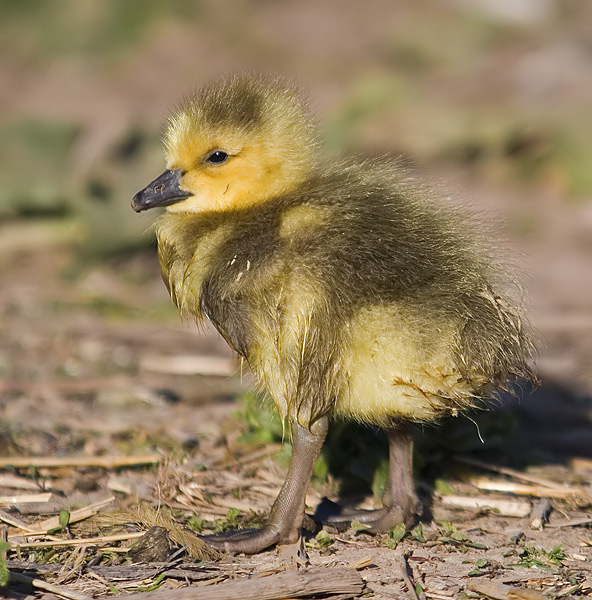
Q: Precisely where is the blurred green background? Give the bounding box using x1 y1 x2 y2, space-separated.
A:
1 0 590 252
0 0 591 400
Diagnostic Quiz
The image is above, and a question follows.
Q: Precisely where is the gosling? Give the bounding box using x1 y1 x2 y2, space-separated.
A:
132 74 536 554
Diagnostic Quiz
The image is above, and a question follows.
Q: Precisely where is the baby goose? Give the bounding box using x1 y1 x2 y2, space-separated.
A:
132 74 536 554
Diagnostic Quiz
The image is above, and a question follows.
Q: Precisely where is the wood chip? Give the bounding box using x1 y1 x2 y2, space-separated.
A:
22 495 115 536
140 353 236 376
471 477 588 501
549 517 592 528
399 553 422 600
347 556 375 570
123 566 365 600
0 455 161 469
424 591 457 600
467 580 548 600
0 509 38 532
440 495 531 517
570 457 592 471
529 499 552 530
0 473 42 490
11 531 145 549
0 493 52 505
9 571 93 600
456 456 573 490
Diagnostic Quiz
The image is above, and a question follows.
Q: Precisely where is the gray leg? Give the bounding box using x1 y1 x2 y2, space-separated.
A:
203 416 328 554
327 421 419 531
369 421 419 530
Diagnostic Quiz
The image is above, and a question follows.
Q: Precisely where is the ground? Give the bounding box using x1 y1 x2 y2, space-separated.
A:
1 1 592 599
1 195 592 599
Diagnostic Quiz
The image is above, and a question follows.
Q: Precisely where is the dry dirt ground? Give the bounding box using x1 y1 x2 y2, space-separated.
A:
1 180 592 600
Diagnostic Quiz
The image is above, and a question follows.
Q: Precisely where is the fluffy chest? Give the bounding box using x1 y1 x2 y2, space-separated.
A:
157 221 231 315
156 212 283 355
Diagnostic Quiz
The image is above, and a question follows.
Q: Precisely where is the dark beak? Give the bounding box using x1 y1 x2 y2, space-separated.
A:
131 169 192 212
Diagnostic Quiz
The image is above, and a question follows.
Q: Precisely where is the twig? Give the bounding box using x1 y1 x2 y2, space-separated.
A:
467 579 548 600
570 457 592 471
0 455 162 469
455 456 575 491
0 493 52 505
17 495 115 536
6 560 64 573
0 473 41 490
548 517 592 528
0 375 131 394
6 560 235 582
215 444 283 468
123 566 365 600
424 591 457 600
86 569 124 593
9 571 93 600
440 495 531 517
529 499 552 530
89 564 214 582
0 509 38 532
55 543 88 585
347 556 375 570
140 353 236 376
471 477 589 501
11 531 145 549
399 553 422 600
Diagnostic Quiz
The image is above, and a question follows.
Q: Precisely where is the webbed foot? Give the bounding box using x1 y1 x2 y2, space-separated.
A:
201 417 328 555
319 497 418 533
324 502 418 533
201 526 286 554
318 422 419 534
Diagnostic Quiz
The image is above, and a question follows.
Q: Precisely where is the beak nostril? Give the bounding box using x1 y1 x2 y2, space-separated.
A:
132 169 191 211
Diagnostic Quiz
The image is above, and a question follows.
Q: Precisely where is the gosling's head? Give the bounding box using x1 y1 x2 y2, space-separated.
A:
132 74 318 214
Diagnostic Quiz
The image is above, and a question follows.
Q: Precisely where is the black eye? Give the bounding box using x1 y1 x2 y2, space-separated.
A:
205 150 229 164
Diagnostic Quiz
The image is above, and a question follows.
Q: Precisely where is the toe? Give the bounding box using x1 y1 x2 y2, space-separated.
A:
201 527 283 554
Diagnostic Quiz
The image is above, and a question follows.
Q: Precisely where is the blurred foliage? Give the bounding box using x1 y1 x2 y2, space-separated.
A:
385 523 406 549
0 0 193 261
0 541 10 586
509 544 566 569
0 0 590 268
0 119 79 218
324 74 417 154
0 0 201 60
76 129 163 259
186 507 265 535
236 392 286 445
438 114 592 196
554 126 592 197
0 117 164 259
